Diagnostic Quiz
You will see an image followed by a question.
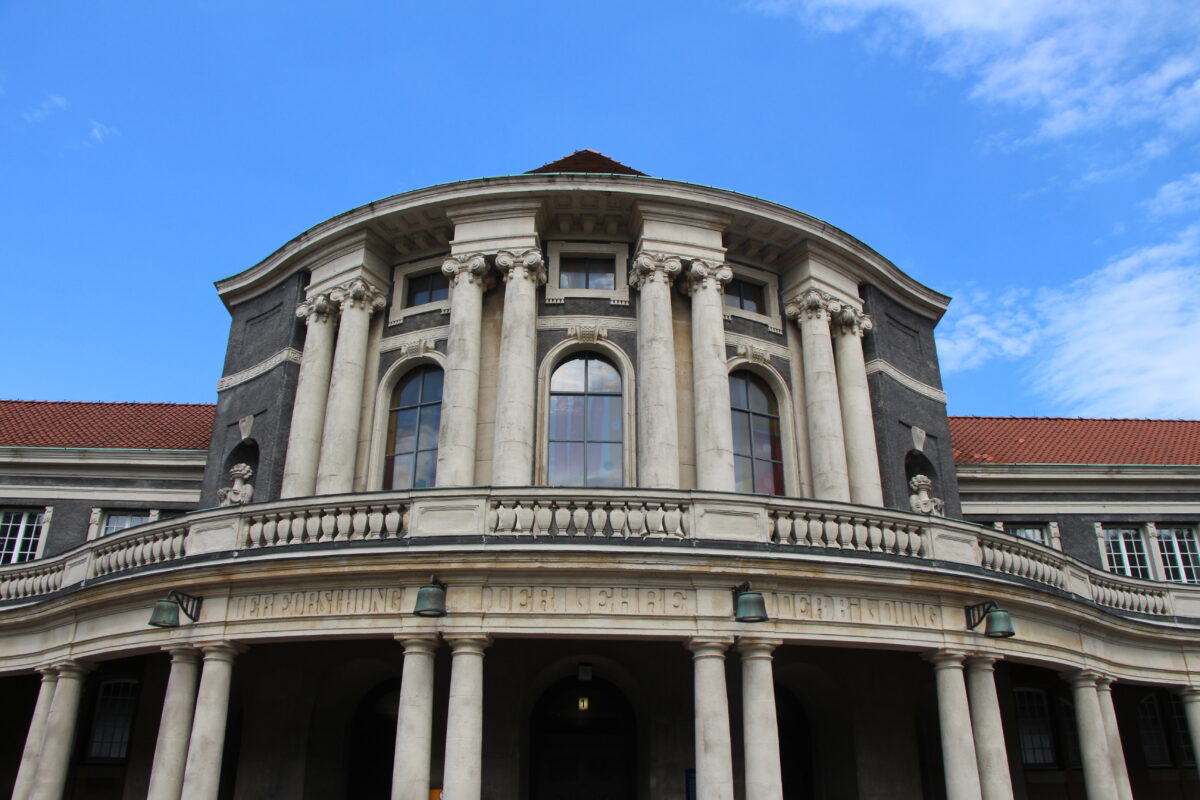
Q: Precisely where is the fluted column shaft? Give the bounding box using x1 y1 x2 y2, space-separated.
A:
631 252 681 488
281 294 337 498
1096 678 1133 800
491 250 544 485
787 290 850 502
12 667 58 800
180 643 241 800
1178 688 1200 780
315 279 385 495
1065 670 1118 800
687 260 736 491
30 661 92 800
689 637 735 800
436 255 489 486
965 656 1014 800
442 635 490 800
928 651 983 800
832 307 884 505
391 636 440 800
739 638 784 800
147 647 202 800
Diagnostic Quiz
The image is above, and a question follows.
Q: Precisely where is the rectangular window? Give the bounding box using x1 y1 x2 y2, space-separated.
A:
0 510 44 565
1139 694 1173 767
1171 696 1196 766
558 256 616 290
1014 689 1057 766
405 271 449 307
723 278 766 314
1103 526 1153 580
1009 525 1049 545
88 679 139 761
102 512 151 537
1157 527 1200 584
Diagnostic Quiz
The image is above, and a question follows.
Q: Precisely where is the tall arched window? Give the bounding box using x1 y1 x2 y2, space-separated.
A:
548 354 622 487
384 365 443 490
729 370 783 495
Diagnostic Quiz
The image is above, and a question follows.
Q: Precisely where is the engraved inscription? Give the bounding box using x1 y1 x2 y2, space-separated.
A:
482 587 693 616
773 593 941 628
229 588 405 620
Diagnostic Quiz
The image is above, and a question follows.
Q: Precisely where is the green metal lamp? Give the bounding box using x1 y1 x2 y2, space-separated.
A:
413 576 448 617
733 581 769 623
148 590 203 628
965 600 1016 638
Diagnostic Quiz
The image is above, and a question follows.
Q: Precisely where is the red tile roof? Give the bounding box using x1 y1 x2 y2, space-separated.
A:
526 149 647 176
0 401 215 450
950 417 1200 465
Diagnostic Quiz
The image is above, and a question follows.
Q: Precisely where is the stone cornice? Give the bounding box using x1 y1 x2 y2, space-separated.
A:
216 348 303 392
864 359 948 404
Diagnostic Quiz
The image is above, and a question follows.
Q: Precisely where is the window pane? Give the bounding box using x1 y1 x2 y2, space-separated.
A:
420 367 444 401
1014 689 1057 766
391 408 418 454
549 396 585 441
1 510 42 565
747 376 772 414
103 513 150 536
548 443 585 486
1104 527 1152 579
428 273 449 302
754 459 777 494
413 451 437 489
395 373 422 407
731 411 752 458
1159 527 1200 584
1140 695 1172 767
586 358 621 393
751 413 775 460
1010 526 1048 544
587 267 615 290
417 405 441 452
550 358 586 392
734 456 754 493
388 454 414 491
88 680 138 761
741 281 765 314
587 443 622 487
587 396 622 442
729 374 749 410
559 259 588 289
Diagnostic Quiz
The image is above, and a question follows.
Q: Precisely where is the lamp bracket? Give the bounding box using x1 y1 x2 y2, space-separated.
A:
732 581 751 598
965 600 999 631
428 575 447 591
167 590 203 623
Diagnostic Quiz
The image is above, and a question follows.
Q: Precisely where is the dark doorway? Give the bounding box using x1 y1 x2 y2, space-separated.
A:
346 679 400 800
530 675 636 800
777 686 814 800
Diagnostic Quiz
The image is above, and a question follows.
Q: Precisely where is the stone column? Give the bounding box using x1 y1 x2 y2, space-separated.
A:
1095 677 1133 800
315 278 386 495
29 660 93 800
180 643 241 800
490 249 545 485
685 259 736 492
1064 670 1118 800
689 637 735 800
442 635 491 800
1178 687 1200 780
436 254 490 487
147 647 202 800
281 293 337 498
927 650 983 800
630 252 682 488
785 290 851 502
12 666 58 800
964 656 1014 800
391 635 439 800
832 305 884 506
738 637 784 800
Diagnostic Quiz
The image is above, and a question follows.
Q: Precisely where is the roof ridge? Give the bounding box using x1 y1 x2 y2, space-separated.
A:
948 415 1197 422
0 399 217 408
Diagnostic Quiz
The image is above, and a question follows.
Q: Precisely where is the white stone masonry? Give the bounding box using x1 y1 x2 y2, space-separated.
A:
391 636 439 800
630 252 682 489
832 305 884 505
436 255 490 487
1065 670 1119 800
1096 677 1134 800
180 643 241 800
928 650 983 800
686 260 736 492
12 667 57 800
490 249 545 485
442 635 491 800
147 647 202 800
965 656 1014 800
689 637 735 800
30 661 93 800
281 293 337 498
739 638 784 800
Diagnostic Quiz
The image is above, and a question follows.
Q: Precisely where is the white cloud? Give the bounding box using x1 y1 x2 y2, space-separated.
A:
938 225 1200 417
1146 172 1200 216
21 94 67 123
88 120 119 144
751 0 1200 143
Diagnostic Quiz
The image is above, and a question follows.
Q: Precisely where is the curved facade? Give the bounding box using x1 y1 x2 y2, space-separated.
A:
4 152 1200 800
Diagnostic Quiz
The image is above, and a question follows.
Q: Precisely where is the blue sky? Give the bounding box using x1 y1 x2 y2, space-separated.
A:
2 0 1198 418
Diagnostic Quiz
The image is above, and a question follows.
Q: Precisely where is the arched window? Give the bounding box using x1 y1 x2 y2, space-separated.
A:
729 370 783 495
548 354 622 487
384 365 443 490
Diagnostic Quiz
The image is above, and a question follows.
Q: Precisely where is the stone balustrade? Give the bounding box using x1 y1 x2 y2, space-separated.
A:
1 488 1198 622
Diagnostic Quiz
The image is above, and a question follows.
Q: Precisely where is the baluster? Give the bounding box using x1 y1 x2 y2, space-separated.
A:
486 501 500 534
553 502 571 536
367 506 385 539
383 504 403 537
822 515 839 549
534 501 553 538
852 518 868 551
645 503 665 537
496 501 517 534
351 508 368 540
793 513 812 547
910 526 925 558
894 525 910 556
663 504 682 537
516 500 535 535
572 502 590 536
592 502 610 538
837 516 854 549
247 516 264 548
773 510 792 545
627 504 646 538
608 503 627 539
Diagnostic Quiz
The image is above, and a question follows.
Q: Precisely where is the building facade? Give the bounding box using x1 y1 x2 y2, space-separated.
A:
3 151 1200 800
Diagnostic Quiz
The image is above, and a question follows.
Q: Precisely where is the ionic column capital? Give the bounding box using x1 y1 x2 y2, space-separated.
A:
784 288 837 324
296 292 337 324
832 304 874 338
629 250 683 289
687 636 735 659
330 278 387 313
924 649 968 670
494 248 546 285
396 634 441 657
442 253 492 288
682 258 732 296
445 634 492 655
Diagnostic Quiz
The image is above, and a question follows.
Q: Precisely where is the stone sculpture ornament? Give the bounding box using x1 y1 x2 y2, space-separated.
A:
441 253 491 287
908 474 944 516
218 463 255 507
628 251 682 289
295 292 336 324
683 258 733 295
330 278 387 314
495 248 546 285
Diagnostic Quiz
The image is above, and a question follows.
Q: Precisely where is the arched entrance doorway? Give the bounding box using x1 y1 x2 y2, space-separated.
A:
777 685 814 800
346 679 400 799
530 675 636 799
